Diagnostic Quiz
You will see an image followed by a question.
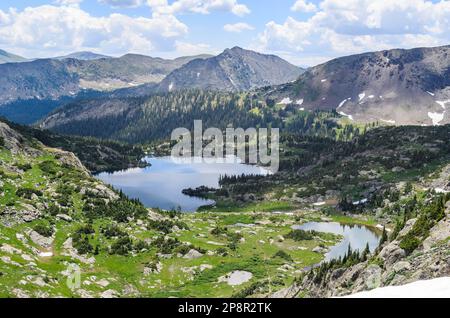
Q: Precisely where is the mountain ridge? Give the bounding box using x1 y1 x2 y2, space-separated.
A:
263 44 450 126
157 46 304 92
54 51 112 61
0 49 28 64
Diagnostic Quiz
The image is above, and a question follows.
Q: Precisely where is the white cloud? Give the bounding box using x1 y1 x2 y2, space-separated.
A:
291 0 317 13
54 0 83 6
147 0 250 17
98 0 144 8
257 0 450 66
174 41 218 56
224 22 254 33
0 5 188 58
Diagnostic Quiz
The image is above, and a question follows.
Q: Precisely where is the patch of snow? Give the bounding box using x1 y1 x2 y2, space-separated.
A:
313 201 326 207
337 98 351 110
299 107 305 111
279 98 293 105
219 271 253 286
321 79 327 83
168 82 174 92
368 95 375 99
428 112 445 126
380 119 396 124
344 277 450 298
338 111 354 121
196 72 200 78
296 99 304 105
436 100 450 110
427 91 435 96
359 92 366 101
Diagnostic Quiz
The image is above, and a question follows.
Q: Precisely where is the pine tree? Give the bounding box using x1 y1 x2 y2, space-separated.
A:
380 226 388 245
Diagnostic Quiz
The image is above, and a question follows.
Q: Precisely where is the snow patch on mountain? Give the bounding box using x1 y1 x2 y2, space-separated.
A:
345 277 450 298
436 100 450 110
279 98 293 105
338 111 353 121
337 98 351 110
428 112 445 125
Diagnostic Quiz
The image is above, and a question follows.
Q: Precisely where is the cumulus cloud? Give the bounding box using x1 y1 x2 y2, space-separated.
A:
257 0 450 66
224 22 254 33
0 5 188 57
147 0 250 17
98 0 145 8
291 0 317 13
54 0 83 6
174 41 217 56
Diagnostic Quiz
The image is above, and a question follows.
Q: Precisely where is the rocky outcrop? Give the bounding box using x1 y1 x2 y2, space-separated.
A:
0 121 26 153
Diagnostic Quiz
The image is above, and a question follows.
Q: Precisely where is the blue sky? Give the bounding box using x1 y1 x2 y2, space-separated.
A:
0 0 449 66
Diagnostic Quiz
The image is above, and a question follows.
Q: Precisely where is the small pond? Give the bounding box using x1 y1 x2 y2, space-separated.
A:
293 222 381 262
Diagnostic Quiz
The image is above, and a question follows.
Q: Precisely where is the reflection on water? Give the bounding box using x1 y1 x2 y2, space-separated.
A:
96 156 270 212
293 222 381 262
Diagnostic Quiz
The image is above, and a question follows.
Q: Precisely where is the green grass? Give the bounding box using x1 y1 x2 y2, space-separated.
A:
328 214 378 227
382 160 444 183
201 200 296 213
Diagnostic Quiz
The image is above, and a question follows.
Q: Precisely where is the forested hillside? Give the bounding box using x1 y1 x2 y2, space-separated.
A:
40 90 368 144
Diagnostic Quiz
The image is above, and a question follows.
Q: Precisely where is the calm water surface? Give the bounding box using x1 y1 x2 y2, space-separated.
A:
97 156 270 212
294 222 381 262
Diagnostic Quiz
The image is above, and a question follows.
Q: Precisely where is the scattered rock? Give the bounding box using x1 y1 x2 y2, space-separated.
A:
96 279 110 288
100 289 119 298
27 230 53 249
312 246 328 254
183 249 203 259
393 261 411 273
56 214 73 222
379 243 406 267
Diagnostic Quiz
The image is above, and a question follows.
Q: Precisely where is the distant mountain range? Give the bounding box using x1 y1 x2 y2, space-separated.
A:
0 52 211 105
264 45 450 126
3 45 450 128
0 47 303 124
0 49 28 64
0 47 301 103
157 47 304 92
54 51 112 61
